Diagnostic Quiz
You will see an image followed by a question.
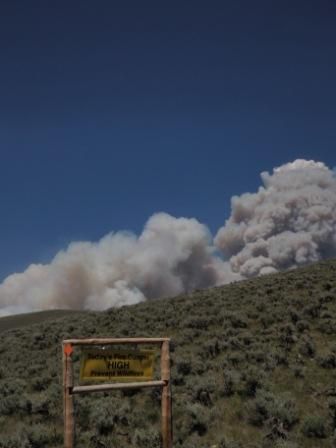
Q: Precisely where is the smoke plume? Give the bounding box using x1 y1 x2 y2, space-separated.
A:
215 159 336 276
0 213 227 316
0 159 335 316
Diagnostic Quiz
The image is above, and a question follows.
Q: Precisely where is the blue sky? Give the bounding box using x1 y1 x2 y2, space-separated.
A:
0 1 335 281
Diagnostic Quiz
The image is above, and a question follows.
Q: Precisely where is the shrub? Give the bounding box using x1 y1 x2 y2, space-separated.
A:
273 440 298 448
261 315 276 329
317 352 336 368
252 349 267 363
328 399 336 432
246 391 298 430
227 312 248 329
132 428 161 448
301 415 327 438
26 424 55 448
279 330 297 347
318 319 336 334
187 376 215 407
0 396 16 415
298 336 315 357
228 336 243 350
31 375 51 392
90 403 115 435
302 302 321 319
246 390 273 426
221 370 239 397
265 349 288 369
176 360 192 375
296 320 310 332
270 395 299 430
30 392 52 416
0 432 30 448
289 308 300 324
240 367 264 397
227 352 245 366
292 364 305 378
181 403 209 436
219 437 243 447
185 316 210 330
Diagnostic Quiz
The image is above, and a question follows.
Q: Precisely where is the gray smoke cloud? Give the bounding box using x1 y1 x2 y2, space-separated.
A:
215 159 336 277
0 213 229 316
0 159 335 316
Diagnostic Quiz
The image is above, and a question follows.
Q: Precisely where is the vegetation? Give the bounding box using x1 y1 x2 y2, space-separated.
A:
0 259 336 447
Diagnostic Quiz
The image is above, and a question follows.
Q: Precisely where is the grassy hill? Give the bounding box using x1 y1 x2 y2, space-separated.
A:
0 309 84 334
1 259 336 447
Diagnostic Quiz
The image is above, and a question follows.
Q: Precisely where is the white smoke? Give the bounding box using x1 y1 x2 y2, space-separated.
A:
0 159 335 316
215 159 336 277
0 213 227 316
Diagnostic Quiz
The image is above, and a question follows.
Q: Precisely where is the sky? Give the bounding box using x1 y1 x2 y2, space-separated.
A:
0 0 335 282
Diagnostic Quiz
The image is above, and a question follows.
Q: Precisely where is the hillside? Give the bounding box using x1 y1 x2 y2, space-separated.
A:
1 259 336 447
0 310 85 334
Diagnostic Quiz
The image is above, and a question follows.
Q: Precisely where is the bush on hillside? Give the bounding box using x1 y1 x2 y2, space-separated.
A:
246 391 298 430
301 415 327 438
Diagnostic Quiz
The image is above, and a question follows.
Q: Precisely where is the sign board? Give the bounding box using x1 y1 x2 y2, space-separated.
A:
80 348 155 382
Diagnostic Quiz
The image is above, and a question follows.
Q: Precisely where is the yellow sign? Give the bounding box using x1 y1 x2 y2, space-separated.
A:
80 348 155 382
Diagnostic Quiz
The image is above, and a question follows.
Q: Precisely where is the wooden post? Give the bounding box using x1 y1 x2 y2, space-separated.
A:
63 343 75 448
161 340 172 448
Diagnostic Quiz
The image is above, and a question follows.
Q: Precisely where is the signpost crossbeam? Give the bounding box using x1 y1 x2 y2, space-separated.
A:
63 337 169 345
72 380 166 394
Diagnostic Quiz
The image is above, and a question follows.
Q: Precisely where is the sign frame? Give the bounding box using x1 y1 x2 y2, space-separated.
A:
62 337 172 448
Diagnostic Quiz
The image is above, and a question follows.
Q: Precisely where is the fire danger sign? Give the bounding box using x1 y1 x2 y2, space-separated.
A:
79 348 155 382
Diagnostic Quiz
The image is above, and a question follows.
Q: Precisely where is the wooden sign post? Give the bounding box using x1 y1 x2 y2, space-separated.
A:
63 343 74 448
62 337 173 448
161 339 172 448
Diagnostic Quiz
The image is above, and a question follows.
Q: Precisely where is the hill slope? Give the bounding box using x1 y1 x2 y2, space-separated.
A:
1 259 336 447
0 309 85 334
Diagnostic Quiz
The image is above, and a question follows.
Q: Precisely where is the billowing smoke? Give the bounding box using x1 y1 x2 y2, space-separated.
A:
0 159 335 316
0 213 229 316
215 159 336 277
